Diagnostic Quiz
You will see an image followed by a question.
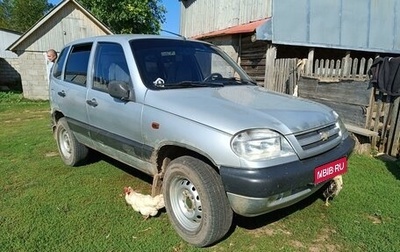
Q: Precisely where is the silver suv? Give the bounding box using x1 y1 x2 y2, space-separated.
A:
49 34 354 247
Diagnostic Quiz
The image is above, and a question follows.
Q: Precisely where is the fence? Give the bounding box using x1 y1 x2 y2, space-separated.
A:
265 58 298 95
310 56 373 80
366 89 400 157
298 56 400 157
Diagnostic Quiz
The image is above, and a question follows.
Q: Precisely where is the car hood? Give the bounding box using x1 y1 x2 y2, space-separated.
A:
144 85 336 135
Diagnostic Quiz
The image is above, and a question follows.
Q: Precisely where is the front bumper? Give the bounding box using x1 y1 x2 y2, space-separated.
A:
220 136 355 216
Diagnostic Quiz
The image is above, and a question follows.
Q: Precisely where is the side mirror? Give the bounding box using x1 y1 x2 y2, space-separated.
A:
108 81 130 100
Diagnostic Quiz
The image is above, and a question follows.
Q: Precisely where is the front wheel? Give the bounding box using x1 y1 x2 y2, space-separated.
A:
55 118 88 166
163 156 233 247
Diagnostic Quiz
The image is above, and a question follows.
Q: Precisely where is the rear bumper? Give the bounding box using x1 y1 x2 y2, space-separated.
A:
220 136 354 216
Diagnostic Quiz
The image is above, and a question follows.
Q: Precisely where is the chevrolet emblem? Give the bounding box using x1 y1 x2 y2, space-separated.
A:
319 131 329 141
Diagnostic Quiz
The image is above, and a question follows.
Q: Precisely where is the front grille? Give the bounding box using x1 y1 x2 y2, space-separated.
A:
295 123 341 151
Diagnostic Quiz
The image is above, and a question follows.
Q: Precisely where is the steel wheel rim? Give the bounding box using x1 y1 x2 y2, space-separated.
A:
59 128 72 158
169 176 202 231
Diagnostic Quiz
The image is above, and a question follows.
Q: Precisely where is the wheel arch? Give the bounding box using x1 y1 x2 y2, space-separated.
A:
155 144 219 174
51 110 65 133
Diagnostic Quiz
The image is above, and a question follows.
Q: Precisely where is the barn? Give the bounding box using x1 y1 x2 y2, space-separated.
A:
180 0 400 87
0 28 21 91
6 0 112 100
180 0 400 156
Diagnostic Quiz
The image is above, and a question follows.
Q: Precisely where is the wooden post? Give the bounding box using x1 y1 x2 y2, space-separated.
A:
352 58 359 78
342 51 351 78
388 97 400 156
306 48 314 76
372 92 383 151
264 44 277 90
359 57 366 79
335 59 341 77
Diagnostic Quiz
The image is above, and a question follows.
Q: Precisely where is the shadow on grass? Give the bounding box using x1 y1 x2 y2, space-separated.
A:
375 154 400 180
85 149 153 185
386 160 400 180
217 185 330 245
232 187 325 230
83 149 331 244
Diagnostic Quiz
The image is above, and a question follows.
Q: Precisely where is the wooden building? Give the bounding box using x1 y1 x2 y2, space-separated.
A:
180 0 400 156
181 0 400 86
7 0 113 100
0 28 21 91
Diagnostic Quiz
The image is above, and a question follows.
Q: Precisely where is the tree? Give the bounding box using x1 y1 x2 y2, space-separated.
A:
0 0 13 29
0 0 53 32
11 0 53 32
78 0 166 34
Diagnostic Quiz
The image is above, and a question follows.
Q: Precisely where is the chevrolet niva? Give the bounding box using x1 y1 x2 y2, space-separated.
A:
49 34 354 247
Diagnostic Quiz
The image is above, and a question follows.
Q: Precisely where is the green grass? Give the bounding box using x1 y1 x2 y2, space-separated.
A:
1 94 399 251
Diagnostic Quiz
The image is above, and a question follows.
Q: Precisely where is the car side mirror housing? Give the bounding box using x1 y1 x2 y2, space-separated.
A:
108 81 130 100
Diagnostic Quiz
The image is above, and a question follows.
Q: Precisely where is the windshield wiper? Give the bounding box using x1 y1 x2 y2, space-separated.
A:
241 79 257 85
218 77 257 86
161 81 224 89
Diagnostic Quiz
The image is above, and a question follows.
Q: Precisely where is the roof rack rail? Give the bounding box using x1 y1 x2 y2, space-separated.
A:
161 29 186 40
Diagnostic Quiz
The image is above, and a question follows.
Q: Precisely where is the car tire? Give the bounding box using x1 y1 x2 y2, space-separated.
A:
55 117 88 166
163 156 233 247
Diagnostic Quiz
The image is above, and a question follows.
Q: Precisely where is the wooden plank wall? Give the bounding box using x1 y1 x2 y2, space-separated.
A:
298 78 371 127
240 35 268 86
366 90 400 157
300 56 399 157
273 58 297 94
240 40 399 157
180 0 272 38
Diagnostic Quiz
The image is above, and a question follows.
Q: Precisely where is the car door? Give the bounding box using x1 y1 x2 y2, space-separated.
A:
51 43 92 142
86 42 146 168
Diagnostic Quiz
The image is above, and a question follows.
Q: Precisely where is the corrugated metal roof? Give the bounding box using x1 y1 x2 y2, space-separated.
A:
269 0 400 53
0 29 21 58
192 18 270 39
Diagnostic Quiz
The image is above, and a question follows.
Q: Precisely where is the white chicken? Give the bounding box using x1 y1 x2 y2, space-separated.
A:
124 186 165 219
323 175 343 206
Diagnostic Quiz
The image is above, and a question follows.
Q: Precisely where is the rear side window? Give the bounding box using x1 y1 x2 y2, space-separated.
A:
64 43 92 86
53 47 69 79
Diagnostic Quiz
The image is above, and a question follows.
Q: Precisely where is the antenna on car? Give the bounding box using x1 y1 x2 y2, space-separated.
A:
161 29 187 40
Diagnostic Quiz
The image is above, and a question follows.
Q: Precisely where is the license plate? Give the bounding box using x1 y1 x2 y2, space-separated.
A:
314 157 347 184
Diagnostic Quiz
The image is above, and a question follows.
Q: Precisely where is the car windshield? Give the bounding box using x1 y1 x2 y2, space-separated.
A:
130 38 255 89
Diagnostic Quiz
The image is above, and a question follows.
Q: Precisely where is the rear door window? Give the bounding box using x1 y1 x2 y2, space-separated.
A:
52 46 69 79
64 43 92 86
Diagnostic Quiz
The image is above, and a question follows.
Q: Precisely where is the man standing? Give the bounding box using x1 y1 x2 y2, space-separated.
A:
45 49 58 84
47 49 58 63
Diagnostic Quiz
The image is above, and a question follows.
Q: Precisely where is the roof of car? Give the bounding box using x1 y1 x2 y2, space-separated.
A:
63 34 203 47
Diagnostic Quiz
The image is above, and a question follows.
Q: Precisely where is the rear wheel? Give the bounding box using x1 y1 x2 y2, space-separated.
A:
163 156 233 247
55 118 88 166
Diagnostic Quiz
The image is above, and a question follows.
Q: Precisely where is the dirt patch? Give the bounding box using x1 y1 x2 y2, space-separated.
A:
308 228 341 252
246 221 292 237
289 240 306 249
252 225 342 252
2 110 49 123
366 213 383 224
45 152 59 157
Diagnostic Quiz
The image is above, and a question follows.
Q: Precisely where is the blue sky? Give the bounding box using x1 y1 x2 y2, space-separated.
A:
48 0 180 34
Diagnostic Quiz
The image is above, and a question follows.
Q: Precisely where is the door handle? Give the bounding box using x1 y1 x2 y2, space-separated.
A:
86 98 98 107
57 90 66 97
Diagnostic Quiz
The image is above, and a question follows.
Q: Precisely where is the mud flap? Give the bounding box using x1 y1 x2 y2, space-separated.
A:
151 157 170 197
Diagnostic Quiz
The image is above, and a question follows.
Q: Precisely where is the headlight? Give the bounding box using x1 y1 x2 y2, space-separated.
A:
332 111 349 140
231 129 296 161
